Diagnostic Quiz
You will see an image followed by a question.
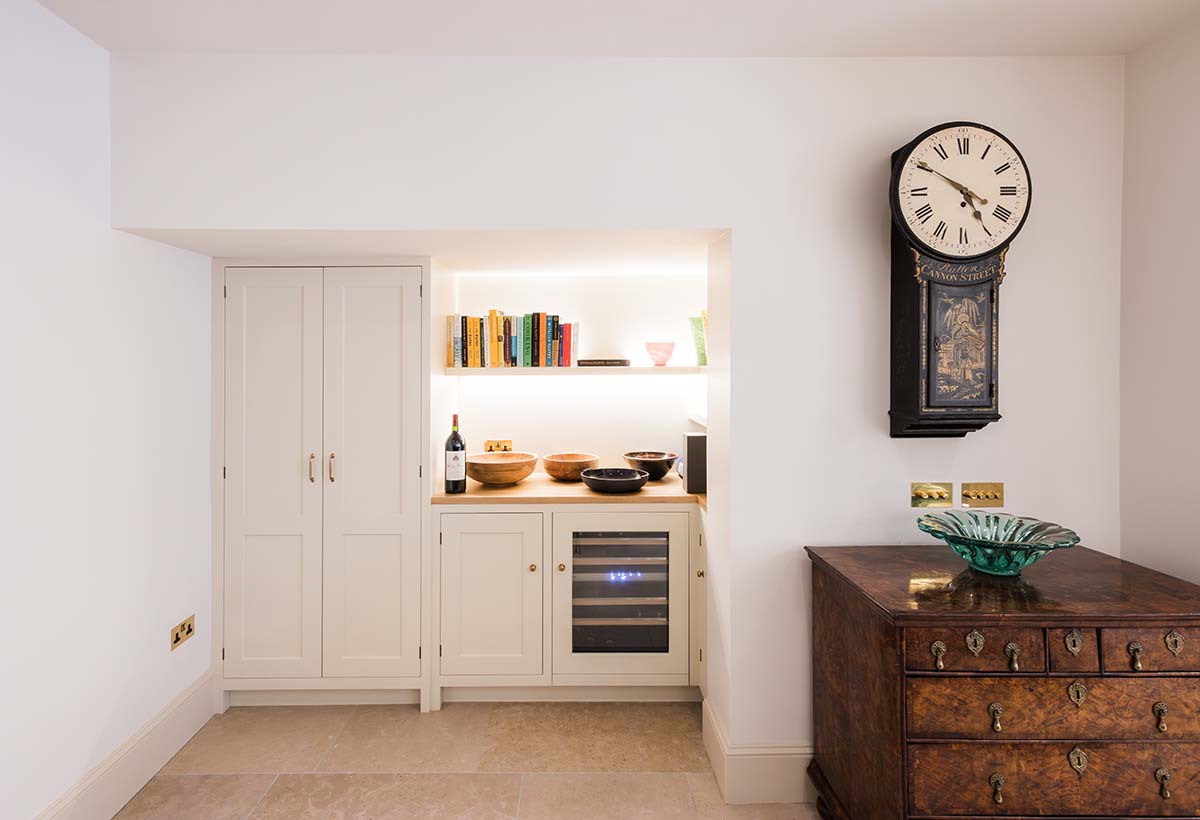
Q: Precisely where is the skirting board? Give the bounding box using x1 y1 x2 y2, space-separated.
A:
702 699 816 805
231 685 700 707
36 672 219 820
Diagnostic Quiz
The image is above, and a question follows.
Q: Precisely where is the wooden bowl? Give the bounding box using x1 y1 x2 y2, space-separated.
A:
466 452 538 485
542 452 600 482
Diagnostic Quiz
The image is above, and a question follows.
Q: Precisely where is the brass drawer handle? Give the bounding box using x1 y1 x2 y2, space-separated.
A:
931 640 947 671
988 702 1004 733
1154 701 1168 733
1166 630 1184 657
329 451 336 482
989 773 1005 805
1005 642 1021 672
1129 641 1144 671
1064 629 1084 657
308 452 316 483
965 629 985 656
1156 767 1171 800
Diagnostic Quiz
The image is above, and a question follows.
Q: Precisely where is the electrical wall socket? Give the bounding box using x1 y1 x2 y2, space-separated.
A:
171 615 195 651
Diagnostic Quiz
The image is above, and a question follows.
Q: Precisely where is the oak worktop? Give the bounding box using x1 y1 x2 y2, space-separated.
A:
432 471 701 505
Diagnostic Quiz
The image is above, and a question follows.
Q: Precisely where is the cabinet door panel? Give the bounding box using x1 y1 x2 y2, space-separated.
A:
552 511 689 676
441 513 543 676
224 267 324 678
322 267 423 678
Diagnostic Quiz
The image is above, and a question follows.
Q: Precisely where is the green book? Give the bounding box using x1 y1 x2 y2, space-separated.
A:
523 314 533 367
689 316 708 366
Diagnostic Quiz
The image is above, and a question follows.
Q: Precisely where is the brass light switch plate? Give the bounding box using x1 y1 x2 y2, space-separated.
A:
484 440 512 452
962 482 1004 508
911 482 953 508
171 614 195 651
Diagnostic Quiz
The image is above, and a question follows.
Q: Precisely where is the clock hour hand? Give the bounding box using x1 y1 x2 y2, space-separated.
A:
917 161 989 205
966 199 992 237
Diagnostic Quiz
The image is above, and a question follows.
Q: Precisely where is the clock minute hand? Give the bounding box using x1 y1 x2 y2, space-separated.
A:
916 161 989 205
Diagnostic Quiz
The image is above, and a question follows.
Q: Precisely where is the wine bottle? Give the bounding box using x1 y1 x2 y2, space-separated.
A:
445 414 466 494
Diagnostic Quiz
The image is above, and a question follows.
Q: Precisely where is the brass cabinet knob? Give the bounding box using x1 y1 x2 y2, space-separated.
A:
1156 767 1171 800
529 563 537 573
557 563 566 572
1154 701 1168 733
930 640 947 671
1005 642 1021 673
988 702 1004 733
1129 641 1144 671
697 570 705 578
988 773 1005 805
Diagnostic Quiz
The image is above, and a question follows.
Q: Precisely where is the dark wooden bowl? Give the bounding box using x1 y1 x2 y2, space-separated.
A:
581 467 649 494
622 451 678 481
465 452 538 485
542 452 600 482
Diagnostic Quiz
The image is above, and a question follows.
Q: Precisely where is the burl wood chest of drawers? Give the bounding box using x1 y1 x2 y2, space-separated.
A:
806 545 1200 819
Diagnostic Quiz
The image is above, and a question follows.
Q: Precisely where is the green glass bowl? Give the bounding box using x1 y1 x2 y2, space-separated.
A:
917 510 1080 576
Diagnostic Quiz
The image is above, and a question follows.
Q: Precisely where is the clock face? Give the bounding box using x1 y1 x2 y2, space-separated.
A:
892 122 1031 261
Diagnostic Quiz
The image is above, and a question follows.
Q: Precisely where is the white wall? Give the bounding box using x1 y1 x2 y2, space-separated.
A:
109 52 1125 753
1121 20 1200 584
0 3 212 817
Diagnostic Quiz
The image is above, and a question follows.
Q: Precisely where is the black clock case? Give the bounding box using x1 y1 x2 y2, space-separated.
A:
888 126 1024 438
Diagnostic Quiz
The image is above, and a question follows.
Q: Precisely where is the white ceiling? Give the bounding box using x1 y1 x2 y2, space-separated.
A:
123 229 720 274
40 0 1200 56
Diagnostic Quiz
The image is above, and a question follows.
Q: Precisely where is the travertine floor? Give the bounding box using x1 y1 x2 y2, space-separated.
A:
115 702 817 819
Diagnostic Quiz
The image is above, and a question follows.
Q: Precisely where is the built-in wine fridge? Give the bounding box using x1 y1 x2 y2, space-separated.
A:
553 512 689 677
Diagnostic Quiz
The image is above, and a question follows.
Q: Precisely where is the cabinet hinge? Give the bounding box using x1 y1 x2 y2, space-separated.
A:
439 532 443 544
439 644 443 657
223 285 227 298
699 648 703 662
419 465 423 478
699 532 703 546
419 283 423 297
418 646 422 659
222 466 226 479
221 648 225 660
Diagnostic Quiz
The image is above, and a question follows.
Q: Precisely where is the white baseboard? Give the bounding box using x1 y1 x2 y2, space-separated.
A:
702 699 816 805
230 689 422 706
36 672 219 820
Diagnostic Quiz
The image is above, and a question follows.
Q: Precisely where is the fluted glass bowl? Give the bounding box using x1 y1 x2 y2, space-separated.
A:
917 510 1080 576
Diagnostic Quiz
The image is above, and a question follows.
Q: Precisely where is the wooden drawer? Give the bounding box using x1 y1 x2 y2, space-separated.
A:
906 627 1045 673
909 742 1200 816
1102 627 1200 673
1048 627 1100 673
908 677 1200 740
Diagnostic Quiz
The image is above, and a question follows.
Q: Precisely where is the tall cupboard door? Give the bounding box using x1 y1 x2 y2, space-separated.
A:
552 512 689 676
224 267 324 679
440 513 544 676
321 267 423 677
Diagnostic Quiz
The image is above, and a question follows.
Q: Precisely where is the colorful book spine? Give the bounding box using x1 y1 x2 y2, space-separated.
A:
460 316 468 367
571 322 578 365
479 317 488 368
466 318 479 368
496 312 506 367
562 323 572 367
544 314 553 366
523 315 533 366
511 318 519 365
446 315 455 367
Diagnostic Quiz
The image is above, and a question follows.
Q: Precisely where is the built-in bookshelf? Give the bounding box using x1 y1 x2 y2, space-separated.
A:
445 365 705 376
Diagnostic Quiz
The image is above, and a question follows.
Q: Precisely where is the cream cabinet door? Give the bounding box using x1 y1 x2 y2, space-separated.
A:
321 267 423 678
552 512 689 676
440 513 544 676
224 267 324 679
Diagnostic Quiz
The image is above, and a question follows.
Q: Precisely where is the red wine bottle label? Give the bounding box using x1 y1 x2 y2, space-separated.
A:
446 450 465 481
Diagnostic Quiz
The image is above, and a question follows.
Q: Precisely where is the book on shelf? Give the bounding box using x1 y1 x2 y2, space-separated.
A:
689 316 708 366
577 358 630 367
446 311 584 369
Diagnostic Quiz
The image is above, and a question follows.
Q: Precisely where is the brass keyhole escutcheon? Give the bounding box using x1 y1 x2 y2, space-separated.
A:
1154 702 1168 733
988 702 1004 733
1069 746 1089 777
1005 642 1021 672
1156 767 1171 800
1129 641 1144 672
931 640 947 671
1165 630 1184 657
1064 629 1084 657
1068 681 1088 708
988 773 1005 805
965 629 985 657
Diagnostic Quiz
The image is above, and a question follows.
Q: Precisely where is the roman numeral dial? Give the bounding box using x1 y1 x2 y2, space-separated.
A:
894 122 1031 260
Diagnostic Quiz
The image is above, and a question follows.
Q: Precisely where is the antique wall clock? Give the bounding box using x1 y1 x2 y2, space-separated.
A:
889 121 1031 437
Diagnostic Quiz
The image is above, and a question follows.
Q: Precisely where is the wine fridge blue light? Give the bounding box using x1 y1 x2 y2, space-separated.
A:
445 414 466 494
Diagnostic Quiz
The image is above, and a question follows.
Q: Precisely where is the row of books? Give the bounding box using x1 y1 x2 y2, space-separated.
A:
446 311 579 368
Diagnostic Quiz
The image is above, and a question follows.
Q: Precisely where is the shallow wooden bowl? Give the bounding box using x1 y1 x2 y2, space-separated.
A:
465 452 538 485
542 452 600 482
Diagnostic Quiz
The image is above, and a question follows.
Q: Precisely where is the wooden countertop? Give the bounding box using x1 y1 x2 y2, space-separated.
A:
432 471 701 505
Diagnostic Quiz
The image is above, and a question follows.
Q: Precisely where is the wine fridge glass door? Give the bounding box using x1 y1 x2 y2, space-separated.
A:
552 512 689 677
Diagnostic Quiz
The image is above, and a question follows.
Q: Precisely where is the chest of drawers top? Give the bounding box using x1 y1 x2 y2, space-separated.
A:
806 544 1200 626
